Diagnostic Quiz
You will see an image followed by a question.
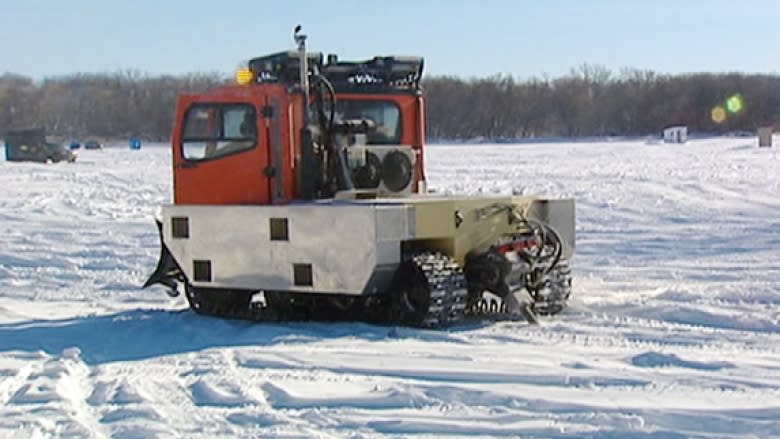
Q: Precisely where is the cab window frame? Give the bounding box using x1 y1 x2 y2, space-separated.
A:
180 103 258 162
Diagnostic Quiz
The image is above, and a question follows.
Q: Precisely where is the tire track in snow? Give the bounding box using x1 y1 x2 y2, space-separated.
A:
0 348 106 437
0 362 38 406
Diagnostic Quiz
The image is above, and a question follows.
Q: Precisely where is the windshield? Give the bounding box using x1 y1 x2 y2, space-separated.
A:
181 104 257 160
330 100 401 144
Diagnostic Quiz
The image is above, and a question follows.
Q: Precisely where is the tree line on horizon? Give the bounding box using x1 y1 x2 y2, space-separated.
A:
0 65 778 142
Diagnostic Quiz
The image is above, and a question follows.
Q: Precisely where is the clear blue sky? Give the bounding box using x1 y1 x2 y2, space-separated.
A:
2 0 779 80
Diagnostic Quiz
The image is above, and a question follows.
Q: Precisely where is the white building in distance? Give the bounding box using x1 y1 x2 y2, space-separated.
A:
663 125 688 143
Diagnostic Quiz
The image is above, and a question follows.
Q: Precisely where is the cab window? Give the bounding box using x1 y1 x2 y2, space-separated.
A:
181 104 257 160
332 100 401 144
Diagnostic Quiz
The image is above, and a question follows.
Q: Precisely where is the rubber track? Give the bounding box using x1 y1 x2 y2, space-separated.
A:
409 252 469 328
532 259 572 315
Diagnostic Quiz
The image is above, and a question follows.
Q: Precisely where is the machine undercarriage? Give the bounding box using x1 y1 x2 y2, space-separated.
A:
157 254 572 327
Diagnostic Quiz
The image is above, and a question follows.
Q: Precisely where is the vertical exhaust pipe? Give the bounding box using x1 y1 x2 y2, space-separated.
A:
294 25 310 128
294 25 318 199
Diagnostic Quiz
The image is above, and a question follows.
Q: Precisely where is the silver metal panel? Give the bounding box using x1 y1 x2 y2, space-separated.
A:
375 204 413 241
375 241 399 265
162 202 411 294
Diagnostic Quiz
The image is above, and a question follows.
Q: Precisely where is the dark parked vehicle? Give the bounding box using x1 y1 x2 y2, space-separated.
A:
3 128 76 163
83 139 103 149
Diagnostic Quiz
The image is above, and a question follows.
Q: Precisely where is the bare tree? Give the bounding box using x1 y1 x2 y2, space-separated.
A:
1 68 778 141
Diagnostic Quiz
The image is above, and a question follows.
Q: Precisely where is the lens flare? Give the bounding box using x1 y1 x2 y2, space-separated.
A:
726 94 744 114
711 106 727 124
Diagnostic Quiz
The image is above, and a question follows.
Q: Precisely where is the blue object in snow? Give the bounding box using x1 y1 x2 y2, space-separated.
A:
129 138 142 150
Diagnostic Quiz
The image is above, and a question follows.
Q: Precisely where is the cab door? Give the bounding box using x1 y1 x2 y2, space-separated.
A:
172 92 271 205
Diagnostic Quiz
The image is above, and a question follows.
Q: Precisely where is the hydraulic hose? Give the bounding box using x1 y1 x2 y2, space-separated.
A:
313 72 352 192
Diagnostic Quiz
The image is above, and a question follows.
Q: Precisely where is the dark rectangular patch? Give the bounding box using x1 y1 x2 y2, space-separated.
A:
293 263 312 286
269 218 289 241
193 260 212 282
171 217 189 238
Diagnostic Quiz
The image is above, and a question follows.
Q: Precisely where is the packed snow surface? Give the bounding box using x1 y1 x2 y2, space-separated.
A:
0 137 778 438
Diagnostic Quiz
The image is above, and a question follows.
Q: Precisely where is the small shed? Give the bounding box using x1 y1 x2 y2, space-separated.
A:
758 126 773 147
663 125 688 143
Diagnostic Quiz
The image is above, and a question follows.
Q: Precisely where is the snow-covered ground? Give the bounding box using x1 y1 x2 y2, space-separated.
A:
0 137 778 438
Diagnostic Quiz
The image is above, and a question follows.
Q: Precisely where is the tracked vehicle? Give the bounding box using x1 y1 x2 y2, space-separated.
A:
144 27 575 327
